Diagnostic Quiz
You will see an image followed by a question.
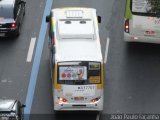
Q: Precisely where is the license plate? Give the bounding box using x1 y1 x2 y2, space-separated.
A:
0 33 5 37
74 97 84 100
144 30 156 36
1 117 8 120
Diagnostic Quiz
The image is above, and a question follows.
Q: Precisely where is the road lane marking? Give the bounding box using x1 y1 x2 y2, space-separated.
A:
2 97 6 99
24 0 53 119
96 113 100 120
104 37 110 64
1 79 7 83
26 37 36 62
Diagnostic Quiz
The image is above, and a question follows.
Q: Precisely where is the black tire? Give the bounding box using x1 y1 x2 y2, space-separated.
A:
23 6 25 16
16 26 20 36
9 30 19 38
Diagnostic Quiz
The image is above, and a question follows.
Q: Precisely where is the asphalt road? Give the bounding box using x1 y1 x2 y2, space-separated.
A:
0 0 45 103
0 0 160 120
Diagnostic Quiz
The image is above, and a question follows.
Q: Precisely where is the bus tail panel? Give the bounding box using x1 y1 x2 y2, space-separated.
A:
53 88 103 111
53 61 104 111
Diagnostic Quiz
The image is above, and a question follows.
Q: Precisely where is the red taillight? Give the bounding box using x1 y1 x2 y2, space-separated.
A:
91 97 100 103
62 98 67 103
11 23 16 28
0 17 4 20
125 19 129 33
58 97 67 103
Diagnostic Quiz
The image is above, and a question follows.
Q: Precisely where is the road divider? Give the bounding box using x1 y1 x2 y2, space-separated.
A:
26 37 36 62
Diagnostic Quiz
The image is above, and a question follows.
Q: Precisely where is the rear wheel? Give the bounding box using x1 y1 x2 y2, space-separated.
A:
16 26 20 36
8 30 19 38
12 24 20 37
23 5 25 16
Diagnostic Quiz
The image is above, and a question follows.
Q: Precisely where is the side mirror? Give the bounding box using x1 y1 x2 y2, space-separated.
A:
97 16 101 23
21 104 26 108
46 15 50 23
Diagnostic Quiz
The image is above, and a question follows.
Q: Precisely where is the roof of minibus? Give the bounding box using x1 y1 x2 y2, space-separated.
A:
56 38 102 61
52 7 103 62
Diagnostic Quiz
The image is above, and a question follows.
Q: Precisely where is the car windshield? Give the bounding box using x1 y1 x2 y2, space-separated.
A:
131 0 160 17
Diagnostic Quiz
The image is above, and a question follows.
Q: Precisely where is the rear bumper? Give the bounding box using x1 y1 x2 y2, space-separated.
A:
124 32 160 44
0 28 18 36
54 96 103 111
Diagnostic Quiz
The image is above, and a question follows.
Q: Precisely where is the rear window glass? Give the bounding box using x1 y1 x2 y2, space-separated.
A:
132 0 149 13
0 4 13 19
0 101 14 110
131 0 160 16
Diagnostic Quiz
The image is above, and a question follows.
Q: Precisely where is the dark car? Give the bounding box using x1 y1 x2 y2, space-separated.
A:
0 0 26 37
0 99 26 120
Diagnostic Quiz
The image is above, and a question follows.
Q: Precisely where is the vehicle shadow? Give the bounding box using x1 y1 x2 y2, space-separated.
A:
28 111 98 120
54 111 97 120
126 42 160 55
0 36 17 41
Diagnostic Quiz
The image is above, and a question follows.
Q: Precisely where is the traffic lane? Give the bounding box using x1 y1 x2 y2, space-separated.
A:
103 0 126 114
105 0 160 113
103 0 126 113
122 43 160 113
0 0 47 103
106 43 160 113
31 35 53 114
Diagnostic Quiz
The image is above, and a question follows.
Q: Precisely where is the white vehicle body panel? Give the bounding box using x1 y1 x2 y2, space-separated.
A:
53 8 102 62
124 0 160 43
124 15 160 43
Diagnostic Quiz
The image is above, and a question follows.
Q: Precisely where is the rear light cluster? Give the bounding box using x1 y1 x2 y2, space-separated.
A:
58 97 67 103
91 97 100 103
0 22 16 28
0 17 4 20
125 19 129 33
11 23 17 28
